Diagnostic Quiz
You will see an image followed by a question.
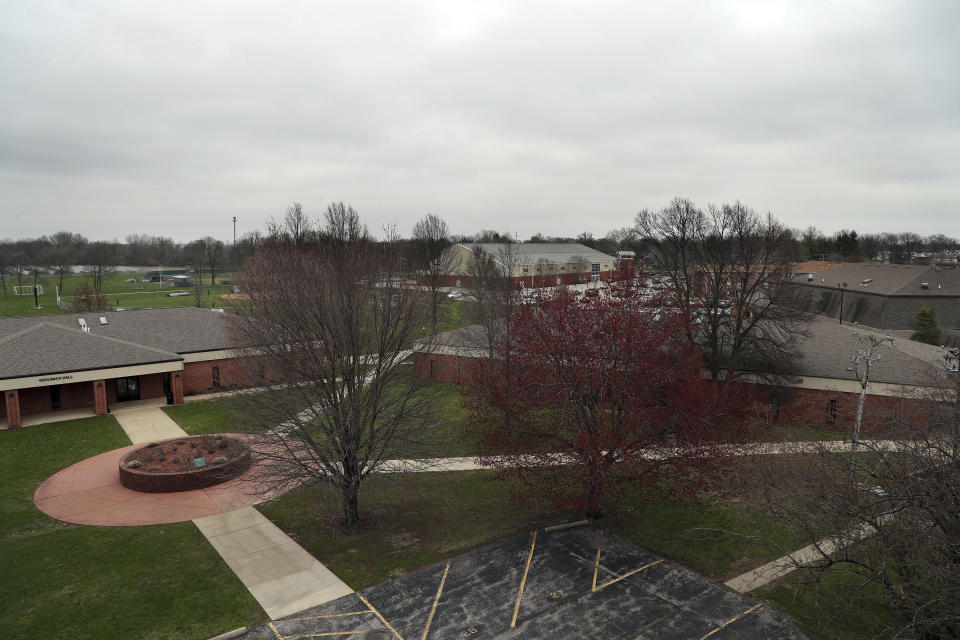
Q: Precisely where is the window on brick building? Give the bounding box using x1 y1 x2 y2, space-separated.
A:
771 396 779 421
429 359 435 380
826 399 837 424
212 366 221 387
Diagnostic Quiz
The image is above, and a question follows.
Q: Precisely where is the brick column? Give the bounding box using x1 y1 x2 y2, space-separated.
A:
172 371 184 405
5 390 21 428
93 380 108 416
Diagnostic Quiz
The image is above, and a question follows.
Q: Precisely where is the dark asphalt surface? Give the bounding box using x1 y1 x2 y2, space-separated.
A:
236 525 806 639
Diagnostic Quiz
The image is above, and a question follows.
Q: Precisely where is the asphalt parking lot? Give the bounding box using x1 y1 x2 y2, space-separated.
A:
237 524 806 639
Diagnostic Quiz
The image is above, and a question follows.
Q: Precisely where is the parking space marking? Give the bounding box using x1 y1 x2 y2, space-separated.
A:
638 611 679 632
591 545 602 591
358 592 405 640
698 604 764 639
420 562 451 640
510 531 538 628
592 559 663 592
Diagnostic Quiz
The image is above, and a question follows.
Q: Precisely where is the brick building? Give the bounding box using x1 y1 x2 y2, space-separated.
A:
413 317 944 432
785 262 960 333
0 307 253 428
443 243 619 289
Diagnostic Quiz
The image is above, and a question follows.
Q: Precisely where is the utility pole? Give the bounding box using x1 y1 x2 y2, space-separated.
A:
848 332 894 485
233 217 237 245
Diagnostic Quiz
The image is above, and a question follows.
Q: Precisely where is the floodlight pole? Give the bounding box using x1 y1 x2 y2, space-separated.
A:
848 332 894 486
233 217 237 245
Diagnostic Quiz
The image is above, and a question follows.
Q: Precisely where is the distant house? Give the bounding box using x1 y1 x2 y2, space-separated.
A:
444 243 618 288
785 262 960 332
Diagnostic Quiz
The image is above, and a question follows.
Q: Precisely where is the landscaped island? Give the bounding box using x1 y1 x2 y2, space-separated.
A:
119 435 252 493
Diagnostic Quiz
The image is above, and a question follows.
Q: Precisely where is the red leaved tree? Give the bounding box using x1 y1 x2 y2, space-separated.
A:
465 280 756 518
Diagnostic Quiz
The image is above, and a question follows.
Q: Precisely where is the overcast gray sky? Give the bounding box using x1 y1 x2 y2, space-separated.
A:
1 0 958 243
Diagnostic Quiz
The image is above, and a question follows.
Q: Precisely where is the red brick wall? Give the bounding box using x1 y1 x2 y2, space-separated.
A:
438 271 614 289
4 391 19 427
412 353 931 431
139 373 165 400
749 383 930 432
182 358 261 394
413 352 481 385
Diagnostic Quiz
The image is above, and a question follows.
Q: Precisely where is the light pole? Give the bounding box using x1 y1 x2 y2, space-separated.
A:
232 217 237 245
837 281 847 324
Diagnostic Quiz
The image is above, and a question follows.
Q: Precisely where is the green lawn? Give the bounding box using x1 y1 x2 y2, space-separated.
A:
0 270 234 317
0 416 265 639
760 569 898 640
163 396 250 435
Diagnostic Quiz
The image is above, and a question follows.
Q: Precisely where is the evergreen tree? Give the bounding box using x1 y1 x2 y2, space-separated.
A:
911 307 942 345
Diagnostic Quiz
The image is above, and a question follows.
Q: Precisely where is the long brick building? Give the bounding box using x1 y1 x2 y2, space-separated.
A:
0 307 250 428
414 317 945 432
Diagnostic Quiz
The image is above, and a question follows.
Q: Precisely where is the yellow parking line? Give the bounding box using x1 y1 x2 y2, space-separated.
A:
592 559 663 592
510 531 538 628
591 545 602 591
699 604 764 639
268 622 284 639
638 611 678 632
420 562 451 640
294 632 367 638
357 592 405 640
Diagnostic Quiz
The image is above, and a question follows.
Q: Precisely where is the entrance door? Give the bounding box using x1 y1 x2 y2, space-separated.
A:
50 385 61 410
116 377 141 402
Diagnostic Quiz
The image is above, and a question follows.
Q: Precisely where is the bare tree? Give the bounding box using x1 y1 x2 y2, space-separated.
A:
203 236 224 285
758 363 960 638
83 241 117 293
637 198 804 386
463 244 521 357
321 202 368 245
232 230 264 266
268 202 314 248
230 229 430 526
411 214 460 332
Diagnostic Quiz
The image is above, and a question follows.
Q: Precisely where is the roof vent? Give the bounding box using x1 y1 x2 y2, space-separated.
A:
78 318 87 328
921 282 929 289
99 316 108 325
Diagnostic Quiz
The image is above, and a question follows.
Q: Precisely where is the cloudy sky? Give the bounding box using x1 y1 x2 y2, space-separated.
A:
1 0 958 243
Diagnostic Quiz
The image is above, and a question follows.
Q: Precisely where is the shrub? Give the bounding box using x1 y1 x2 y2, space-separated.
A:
213 456 227 465
126 460 141 469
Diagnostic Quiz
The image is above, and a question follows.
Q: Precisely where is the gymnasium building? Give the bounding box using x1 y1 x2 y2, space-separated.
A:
1 307 246 428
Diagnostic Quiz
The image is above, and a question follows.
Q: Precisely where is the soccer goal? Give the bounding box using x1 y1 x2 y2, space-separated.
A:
13 285 44 296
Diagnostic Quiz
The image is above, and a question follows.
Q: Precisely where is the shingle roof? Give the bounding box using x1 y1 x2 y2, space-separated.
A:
461 243 616 266
0 307 231 379
793 263 960 296
417 318 944 387
779 316 941 386
0 322 180 379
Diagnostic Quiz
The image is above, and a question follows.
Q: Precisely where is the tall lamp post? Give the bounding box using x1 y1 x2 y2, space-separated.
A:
837 281 848 324
232 216 237 245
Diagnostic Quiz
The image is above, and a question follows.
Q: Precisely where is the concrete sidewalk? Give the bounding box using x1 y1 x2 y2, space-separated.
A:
194 507 353 619
112 403 188 443
111 405 354 618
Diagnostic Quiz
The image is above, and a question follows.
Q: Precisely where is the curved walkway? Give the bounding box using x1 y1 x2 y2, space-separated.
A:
33 440 287 526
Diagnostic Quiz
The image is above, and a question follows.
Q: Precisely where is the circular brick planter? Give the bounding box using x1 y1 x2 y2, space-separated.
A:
118 435 252 493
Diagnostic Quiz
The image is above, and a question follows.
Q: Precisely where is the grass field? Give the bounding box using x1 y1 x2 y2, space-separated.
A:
0 416 265 639
0 269 234 317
